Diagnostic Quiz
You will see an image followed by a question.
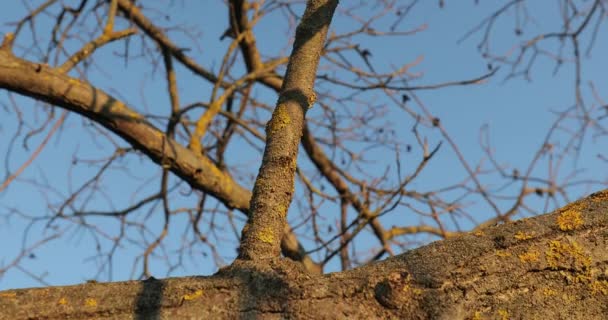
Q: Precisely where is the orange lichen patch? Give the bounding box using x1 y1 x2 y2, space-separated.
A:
84 298 98 307
183 289 204 301
514 231 534 240
545 240 591 271
556 204 584 231
590 280 608 295
495 250 512 257
58 297 68 305
258 227 275 244
518 250 539 263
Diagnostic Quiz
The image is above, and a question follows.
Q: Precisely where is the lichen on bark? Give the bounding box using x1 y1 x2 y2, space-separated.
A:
237 0 340 261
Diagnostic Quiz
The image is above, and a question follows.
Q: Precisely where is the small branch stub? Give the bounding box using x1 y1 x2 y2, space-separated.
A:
1 33 15 52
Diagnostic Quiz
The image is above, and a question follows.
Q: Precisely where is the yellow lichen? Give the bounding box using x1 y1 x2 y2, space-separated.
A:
395 273 421 295
58 297 68 305
518 250 539 263
542 288 557 296
514 231 534 240
252 176 267 192
556 209 583 231
267 104 291 133
545 240 591 271
562 271 591 284
276 204 288 217
84 298 98 307
495 250 512 257
471 311 483 320
590 280 608 295
258 227 275 244
473 230 485 237
183 289 204 301
497 309 509 320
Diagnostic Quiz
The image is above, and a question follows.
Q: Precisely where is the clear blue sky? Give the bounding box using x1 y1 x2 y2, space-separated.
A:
1 1 606 290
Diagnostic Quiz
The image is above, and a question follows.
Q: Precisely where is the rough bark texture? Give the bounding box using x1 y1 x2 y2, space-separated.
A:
238 0 339 260
2 190 607 319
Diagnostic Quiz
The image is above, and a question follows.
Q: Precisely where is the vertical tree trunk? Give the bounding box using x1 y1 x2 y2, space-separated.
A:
238 0 339 260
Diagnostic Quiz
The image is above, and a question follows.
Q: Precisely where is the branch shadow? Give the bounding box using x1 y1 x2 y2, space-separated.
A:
224 266 292 320
134 277 165 320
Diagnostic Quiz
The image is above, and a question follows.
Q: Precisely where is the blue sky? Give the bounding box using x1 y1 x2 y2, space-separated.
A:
1 1 606 290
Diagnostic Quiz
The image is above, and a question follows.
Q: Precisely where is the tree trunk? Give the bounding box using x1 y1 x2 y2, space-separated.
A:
2 190 607 319
238 0 338 261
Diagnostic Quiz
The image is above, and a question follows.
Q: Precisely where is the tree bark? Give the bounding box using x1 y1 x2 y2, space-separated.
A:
238 0 339 260
2 190 607 319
